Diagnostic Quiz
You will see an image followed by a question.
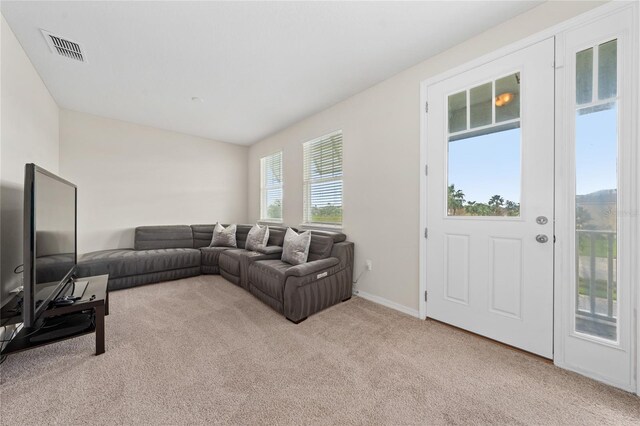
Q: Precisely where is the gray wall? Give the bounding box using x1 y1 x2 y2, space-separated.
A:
1 15 60 304
247 1 604 313
59 110 249 255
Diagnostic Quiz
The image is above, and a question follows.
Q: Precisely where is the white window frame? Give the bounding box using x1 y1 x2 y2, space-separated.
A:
302 130 344 229
260 151 283 223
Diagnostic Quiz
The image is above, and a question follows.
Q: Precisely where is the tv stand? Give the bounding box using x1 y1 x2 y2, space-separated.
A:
1 274 109 357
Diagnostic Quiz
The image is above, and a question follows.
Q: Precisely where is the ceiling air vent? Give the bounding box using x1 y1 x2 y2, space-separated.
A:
40 29 86 62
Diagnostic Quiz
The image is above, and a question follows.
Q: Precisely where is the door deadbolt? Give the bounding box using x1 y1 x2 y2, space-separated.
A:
536 216 548 225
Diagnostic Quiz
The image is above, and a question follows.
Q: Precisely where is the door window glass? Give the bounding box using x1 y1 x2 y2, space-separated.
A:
574 39 618 341
576 48 594 105
448 91 467 133
470 82 493 128
495 73 521 123
447 72 521 217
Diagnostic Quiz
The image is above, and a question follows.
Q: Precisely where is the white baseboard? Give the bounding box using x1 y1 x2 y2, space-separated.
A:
554 360 636 394
354 290 420 318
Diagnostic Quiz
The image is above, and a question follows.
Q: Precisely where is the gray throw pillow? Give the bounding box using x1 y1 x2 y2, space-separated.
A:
282 228 311 265
246 224 269 252
210 223 237 248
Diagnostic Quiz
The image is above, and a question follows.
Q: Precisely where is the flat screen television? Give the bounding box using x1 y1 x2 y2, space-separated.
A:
23 164 77 328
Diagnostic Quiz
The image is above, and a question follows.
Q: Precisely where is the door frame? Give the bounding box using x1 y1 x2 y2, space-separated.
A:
418 1 639 393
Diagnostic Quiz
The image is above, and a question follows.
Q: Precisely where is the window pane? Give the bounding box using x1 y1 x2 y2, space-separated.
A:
261 152 283 220
447 125 521 216
265 188 282 220
598 40 617 100
303 132 343 225
309 180 342 224
448 91 467 133
576 48 593 105
575 103 618 340
470 82 492 128
495 72 520 123
307 139 342 179
265 161 282 187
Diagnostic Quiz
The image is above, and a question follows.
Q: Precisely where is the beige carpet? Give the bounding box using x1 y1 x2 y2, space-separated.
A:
1 275 638 425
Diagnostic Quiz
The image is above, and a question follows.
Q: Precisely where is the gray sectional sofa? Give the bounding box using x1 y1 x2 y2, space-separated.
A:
76 224 354 323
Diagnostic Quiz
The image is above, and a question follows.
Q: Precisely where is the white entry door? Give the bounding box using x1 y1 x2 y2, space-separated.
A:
425 38 555 358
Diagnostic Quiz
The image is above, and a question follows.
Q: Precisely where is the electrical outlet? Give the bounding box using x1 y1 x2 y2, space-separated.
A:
365 260 373 271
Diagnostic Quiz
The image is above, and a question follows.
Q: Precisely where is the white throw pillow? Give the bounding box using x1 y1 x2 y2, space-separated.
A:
210 223 237 248
281 228 312 265
246 224 269 251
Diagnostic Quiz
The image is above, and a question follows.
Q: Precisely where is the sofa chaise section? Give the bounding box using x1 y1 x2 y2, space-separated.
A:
77 225 201 290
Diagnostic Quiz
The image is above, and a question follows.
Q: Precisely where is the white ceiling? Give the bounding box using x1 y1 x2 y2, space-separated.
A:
1 1 541 145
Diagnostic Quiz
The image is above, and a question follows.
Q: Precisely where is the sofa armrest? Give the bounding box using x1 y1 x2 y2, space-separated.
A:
285 257 340 279
256 245 283 255
245 246 283 263
330 241 354 270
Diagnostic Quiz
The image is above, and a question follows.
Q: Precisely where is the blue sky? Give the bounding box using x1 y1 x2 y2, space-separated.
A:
575 105 617 196
448 128 521 203
448 105 617 204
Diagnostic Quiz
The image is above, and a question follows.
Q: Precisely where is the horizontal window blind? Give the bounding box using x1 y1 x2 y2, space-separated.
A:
303 131 343 225
260 151 283 221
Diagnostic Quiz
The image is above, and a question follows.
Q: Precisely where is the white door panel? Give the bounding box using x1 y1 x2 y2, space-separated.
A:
426 38 555 358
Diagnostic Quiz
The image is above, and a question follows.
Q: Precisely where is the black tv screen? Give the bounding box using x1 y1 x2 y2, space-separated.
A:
23 164 77 328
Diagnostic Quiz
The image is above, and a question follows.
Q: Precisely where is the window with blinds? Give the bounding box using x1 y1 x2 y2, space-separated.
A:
303 131 343 226
260 151 283 222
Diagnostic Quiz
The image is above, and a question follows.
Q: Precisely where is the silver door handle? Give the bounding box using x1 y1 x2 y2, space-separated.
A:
536 234 549 243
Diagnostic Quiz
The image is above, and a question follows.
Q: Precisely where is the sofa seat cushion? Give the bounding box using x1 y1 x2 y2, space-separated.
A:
78 248 200 279
248 259 293 302
200 246 233 267
219 249 269 275
219 249 244 276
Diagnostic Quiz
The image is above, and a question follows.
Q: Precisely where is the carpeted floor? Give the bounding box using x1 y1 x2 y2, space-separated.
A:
1 275 639 425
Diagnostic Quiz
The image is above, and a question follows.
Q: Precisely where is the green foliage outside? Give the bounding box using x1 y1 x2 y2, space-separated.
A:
266 200 342 224
266 199 282 220
577 233 617 258
575 206 592 229
311 204 342 224
578 277 617 300
448 185 520 216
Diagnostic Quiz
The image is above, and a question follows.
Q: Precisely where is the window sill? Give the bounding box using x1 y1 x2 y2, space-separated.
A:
299 223 343 232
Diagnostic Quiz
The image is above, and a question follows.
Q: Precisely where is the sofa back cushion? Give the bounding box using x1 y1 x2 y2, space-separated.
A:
189 224 253 249
307 233 335 261
309 230 347 243
190 225 344 251
266 226 288 246
235 225 252 249
134 225 194 250
191 224 216 248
